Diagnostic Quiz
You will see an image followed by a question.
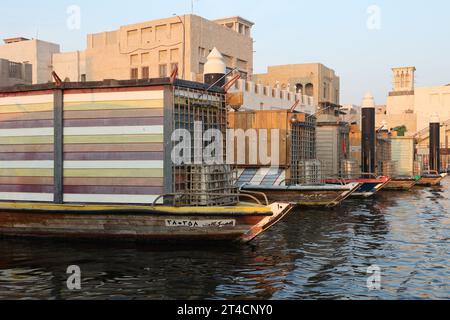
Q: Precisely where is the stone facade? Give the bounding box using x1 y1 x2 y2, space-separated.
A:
0 58 32 87
254 63 340 106
52 15 254 83
0 38 60 84
385 66 450 134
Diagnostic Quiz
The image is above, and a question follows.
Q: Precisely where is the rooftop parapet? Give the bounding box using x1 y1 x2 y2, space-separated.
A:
227 77 316 115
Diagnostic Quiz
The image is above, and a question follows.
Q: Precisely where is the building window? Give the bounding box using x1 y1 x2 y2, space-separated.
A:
130 68 138 80
141 52 150 64
8 62 21 79
199 63 205 74
323 82 327 99
142 67 149 79
296 83 303 94
305 83 314 97
199 47 206 58
239 71 248 80
81 74 86 82
130 54 139 65
159 50 168 62
159 64 167 77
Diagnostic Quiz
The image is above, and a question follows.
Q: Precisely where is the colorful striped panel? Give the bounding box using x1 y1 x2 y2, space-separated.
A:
0 94 54 202
63 91 165 205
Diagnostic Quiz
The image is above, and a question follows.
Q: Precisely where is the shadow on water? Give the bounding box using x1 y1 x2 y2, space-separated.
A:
0 179 449 300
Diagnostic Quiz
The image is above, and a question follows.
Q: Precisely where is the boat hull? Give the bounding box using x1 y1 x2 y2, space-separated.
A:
383 178 418 191
241 183 360 207
0 202 293 244
325 177 390 198
416 176 444 187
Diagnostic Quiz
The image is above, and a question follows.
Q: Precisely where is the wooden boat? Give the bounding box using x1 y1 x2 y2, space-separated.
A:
0 78 295 244
416 171 447 187
0 200 293 243
383 176 421 191
240 183 361 208
325 176 391 198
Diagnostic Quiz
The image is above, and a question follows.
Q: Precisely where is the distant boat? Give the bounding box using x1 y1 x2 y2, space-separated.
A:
241 183 361 208
383 176 421 191
325 176 391 198
416 171 447 187
237 168 361 208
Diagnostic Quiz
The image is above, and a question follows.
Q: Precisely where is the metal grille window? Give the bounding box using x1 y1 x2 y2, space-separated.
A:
8 62 21 79
159 64 167 77
171 86 238 206
141 67 149 79
130 68 138 80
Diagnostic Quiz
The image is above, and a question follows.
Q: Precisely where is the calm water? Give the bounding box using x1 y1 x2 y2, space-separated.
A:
0 179 449 300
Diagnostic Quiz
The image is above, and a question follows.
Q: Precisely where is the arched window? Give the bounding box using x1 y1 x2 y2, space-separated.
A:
305 83 314 97
296 83 303 94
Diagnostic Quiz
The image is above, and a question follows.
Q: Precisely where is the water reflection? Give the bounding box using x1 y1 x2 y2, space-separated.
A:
0 179 449 300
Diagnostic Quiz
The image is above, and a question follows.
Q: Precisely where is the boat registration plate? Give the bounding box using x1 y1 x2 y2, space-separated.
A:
165 219 236 228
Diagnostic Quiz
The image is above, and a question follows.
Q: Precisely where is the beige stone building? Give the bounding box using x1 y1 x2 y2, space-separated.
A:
0 58 32 87
254 63 340 106
382 66 450 135
0 37 60 84
52 15 254 83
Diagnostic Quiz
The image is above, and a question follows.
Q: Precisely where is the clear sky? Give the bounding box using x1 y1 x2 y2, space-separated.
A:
1 0 449 104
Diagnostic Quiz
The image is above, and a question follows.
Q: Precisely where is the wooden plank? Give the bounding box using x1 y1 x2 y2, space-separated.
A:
63 117 163 128
64 99 164 111
0 111 53 122
0 136 53 145
0 144 54 153
63 168 163 178
0 177 54 185
63 177 163 187
63 143 164 153
63 151 164 161
63 185 164 195
0 153 54 161
0 168 53 177
63 108 164 120
64 134 163 144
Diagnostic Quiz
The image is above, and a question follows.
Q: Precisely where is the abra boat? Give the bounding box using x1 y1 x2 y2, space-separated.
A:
383 176 421 191
325 176 391 198
240 182 360 208
236 168 360 208
0 77 293 243
416 171 447 187
0 200 292 243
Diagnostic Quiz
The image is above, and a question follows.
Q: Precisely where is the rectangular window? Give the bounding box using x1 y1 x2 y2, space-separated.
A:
239 71 248 80
199 62 205 74
159 50 168 62
170 49 179 61
159 64 167 77
199 47 206 57
127 29 139 46
130 54 139 65
81 74 86 82
142 67 149 79
130 68 138 80
142 27 153 44
141 52 150 64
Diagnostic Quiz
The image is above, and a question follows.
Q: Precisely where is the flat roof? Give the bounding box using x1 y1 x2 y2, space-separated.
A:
3 37 30 44
213 16 255 26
